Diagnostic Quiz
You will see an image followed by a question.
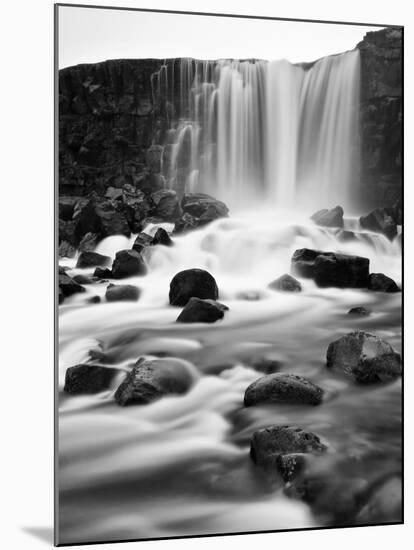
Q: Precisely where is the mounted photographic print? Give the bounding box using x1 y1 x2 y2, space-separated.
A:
55 4 403 546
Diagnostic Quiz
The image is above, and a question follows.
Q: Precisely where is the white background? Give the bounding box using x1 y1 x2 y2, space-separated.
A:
0 0 411 549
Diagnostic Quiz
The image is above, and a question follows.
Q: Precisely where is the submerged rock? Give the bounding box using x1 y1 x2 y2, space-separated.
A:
268 273 302 292
291 249 370 288
76 250 111 268
169 268 219 306
105 283 140 302
368 273 400 292
111 249 147 279
244 373 324 406
114 357 193 406
249 357 282 374
250 425 326 469
348 306 371 316
64 364 119 394
176 298 228 323
360 208 397 240
72 274 94 285
356 475 402 524
326 330 402 383
311 206 344 227
87 295 101 304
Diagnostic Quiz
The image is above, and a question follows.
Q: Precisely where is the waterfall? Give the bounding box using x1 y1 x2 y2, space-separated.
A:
152 50 361 209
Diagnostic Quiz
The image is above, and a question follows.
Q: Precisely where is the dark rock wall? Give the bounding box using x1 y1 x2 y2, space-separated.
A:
357 27 403 207
58 27 403 208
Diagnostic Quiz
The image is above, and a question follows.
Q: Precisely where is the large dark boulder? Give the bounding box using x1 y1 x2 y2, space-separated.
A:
151 189 182 220
276 453 307 483
74 195 131 243
76 250 111 268
105 283 140 302
311 206 344 228
291 249 369 288
244 373 324 407
93 267 112 279
313 253 370 288
326 330 402 383
111 249 147 279
169 268 219 306
176 298 228 323
132 232 153 252
368 273 400 293
64 364 119 394
114 357 193 406
360 208 398 240
250 425 327 469
268 274 302 292
152 227 173 247
181 193 229 222
59 269 85 303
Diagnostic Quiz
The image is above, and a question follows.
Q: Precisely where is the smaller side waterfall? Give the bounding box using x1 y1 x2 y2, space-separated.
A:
151 51 361 209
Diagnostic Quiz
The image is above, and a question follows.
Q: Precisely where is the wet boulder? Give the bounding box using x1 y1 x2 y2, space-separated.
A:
152 227 173 247
114 357 194 406
58 268 85 303
174 212 200 234
111 249 147 279
314 253 370 288
105 283 140 302
87 295 101 304
176 298 228 323
64 364 119 394
326 330 402 383
76 250 111 268
291 249 370 288
132 232 153 253
151 189 182 220
169 268 219 306
360 208 397 240
368 273 400 293
93 267 112 279
72 274 94 285
250 425 327 469
268 273 302 292
311 206 344 228
244 373 324 407
291 248 325 278
181 193 229 223
348 306 371 316
59 241 76 259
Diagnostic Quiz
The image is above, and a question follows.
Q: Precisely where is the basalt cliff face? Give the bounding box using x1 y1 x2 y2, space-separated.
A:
357 27 403 207
58 27 403 211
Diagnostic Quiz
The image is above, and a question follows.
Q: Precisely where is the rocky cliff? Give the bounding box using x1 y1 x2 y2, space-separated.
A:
357 27 403 206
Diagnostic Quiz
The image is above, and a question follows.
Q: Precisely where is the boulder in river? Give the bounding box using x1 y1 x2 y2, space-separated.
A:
244 373 324 406
348 306 371 316
169 268 219 306
87 295 101 304
249 357 282 374
114 357 194 406
368 273 400 293
268 273 302 292
64 364 119 394
182 193 229 222
176 297 228 323
111 249 147 279
291 249 370 288
250 425 327 469
326 330 402 383
76 250 111 268
311 206 344 228
93 267 112 279
59 268 85 303
132 232 153 253
105 283 140 302
59 241 76 259
72 274 94 285
355 475 402 524
151 227 173 247
360 208 398 241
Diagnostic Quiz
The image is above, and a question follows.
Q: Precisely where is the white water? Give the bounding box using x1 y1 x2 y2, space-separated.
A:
153 51 360 208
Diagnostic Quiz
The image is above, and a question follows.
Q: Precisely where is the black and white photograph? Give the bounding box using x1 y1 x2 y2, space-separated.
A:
56 4 403 546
